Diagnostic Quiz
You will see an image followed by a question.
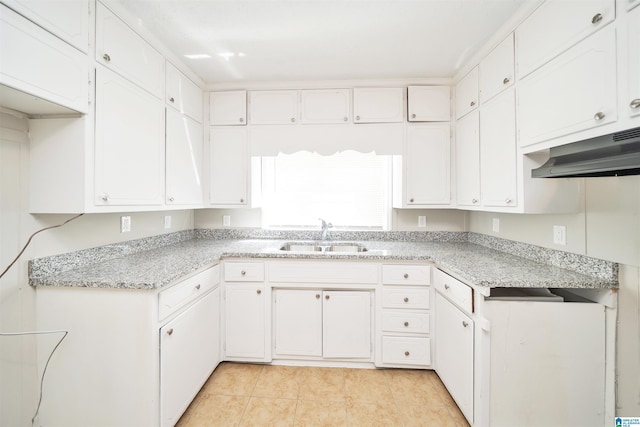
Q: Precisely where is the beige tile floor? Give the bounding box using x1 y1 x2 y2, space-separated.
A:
177 362 471 427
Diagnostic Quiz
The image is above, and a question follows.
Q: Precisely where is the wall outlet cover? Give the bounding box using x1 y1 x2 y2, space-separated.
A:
418 215 427 228
492 218 500 233
553 225 567 245
163 215 171 229
223 215 231 227
120 216 131 233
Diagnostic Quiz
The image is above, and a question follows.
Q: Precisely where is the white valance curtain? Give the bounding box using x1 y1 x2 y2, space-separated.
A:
248 123 403 156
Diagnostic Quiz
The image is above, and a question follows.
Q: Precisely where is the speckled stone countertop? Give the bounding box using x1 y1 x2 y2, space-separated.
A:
29 230 618 291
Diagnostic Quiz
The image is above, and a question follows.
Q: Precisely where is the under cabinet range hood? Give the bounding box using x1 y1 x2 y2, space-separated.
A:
532 126 640 178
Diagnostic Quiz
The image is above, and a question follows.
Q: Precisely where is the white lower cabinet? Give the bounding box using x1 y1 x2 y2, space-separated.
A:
273 289 372 360
224 283 270 361
161 287 220 427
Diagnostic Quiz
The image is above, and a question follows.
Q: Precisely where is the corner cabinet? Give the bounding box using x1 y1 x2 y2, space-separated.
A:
393 123 451 208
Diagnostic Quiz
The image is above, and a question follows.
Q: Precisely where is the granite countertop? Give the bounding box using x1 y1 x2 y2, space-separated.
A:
29 234 618 291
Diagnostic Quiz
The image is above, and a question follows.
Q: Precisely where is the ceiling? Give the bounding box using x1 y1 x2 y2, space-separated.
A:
108 0 530 85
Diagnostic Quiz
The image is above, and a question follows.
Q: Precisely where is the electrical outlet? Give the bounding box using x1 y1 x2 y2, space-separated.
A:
492 218 500 233
418 215 426 228
120 216 131 233
553 225 566 245
223 215 231 227
163 215 171 229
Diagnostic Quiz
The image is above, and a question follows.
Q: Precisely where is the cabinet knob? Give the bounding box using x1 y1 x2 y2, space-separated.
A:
403 273 409 279
241 270 246 276
404 351 410 357
462 321 469 328
291 118 296 123
316 294 320 299
167 328 174 336
168 196 175 202
403 297 409 303
411 113 417 119
630 99 640 109
240 198 245 203
403 321 409 327
409 198 414 203
343 117 348 122
444 284 450 290
239 117 245 123
256 289 261 295
471 198 478 204
505 198 513 204
195 284 201 290
503 77 510 85
325 294 330 300
103 53 111 62
101 194 109 202
355 115 361 121
470 101 476 107
169 97 175 103
591 13 603 24
594 111 606 121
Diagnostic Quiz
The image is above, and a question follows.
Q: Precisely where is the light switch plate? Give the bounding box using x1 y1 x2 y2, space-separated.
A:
163 215 171 229
492 218 500 233
418 216 426 228
223 215 231 227
120 216 131 233
553 225 566 245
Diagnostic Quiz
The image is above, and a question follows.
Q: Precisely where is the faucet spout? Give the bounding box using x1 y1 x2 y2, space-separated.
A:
318 218 333 241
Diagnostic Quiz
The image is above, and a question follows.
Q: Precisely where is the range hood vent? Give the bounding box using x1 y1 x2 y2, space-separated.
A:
531 126 640 178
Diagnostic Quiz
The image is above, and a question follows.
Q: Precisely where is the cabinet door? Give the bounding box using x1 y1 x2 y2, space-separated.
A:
0 4 88 115
210 90 247 125
353 88 404 123
166 62 203 123
95 67 164 206
300 89 351 124
274 290 322 357
161 289 220 427
404 124 451 206
407 86 450 122
455 110 480 207
166 109 203 206
96 3 164 98
435 292 474 424
479 34 514 104
455 66 479 120
208 127 248 206
2 0 89 52
225 284 267 359
249 90 298 124
516 0 615 78
517 28 617 148
323 291 371 358
628 6 640 118
480 89 517 208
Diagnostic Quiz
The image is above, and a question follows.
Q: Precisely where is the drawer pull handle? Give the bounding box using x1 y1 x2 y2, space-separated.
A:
256 289 262 295
403 273 409 279
195 284 201 290
502 77 510 85
167 328 174 336
404 351 410 357
630 99 640 109
241 270 246 276
462 321 469 328
403 297 409 303
470 100 476 107
591 13 603 24
103 53 111 62
444 284 450 290
594 111 605 121
404 321 409 327
316 294 320 299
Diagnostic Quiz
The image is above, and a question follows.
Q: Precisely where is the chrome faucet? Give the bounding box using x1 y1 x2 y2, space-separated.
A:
319 218 333 241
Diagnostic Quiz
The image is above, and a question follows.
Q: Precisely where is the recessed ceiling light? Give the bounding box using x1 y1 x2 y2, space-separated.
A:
184 53 211 59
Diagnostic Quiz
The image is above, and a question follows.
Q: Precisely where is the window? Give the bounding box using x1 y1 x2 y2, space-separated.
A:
261 150 390 229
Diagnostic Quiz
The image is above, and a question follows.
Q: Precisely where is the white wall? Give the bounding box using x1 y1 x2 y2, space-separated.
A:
0 112 194 427
469 176 640 416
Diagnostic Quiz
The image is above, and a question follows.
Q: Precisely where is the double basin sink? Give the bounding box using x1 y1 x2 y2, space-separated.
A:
280 242 368 253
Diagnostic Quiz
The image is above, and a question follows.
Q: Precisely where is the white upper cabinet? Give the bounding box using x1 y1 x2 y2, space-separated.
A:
516 0 615 79
96 3 164 99
210 90 247 125
627 6 640 118
455 110 480 208
407 86 450 122
393 123 451 207
479 34 514 104
300 89 351 124
249 90 298 124
480 89 517 208
517 27 617 148
353 88 404 123
95 66 165 206
208 127 249 206
2 0 89 52
0 4 88 114
455 67 479 120
165 62 203 123
166 109 203 206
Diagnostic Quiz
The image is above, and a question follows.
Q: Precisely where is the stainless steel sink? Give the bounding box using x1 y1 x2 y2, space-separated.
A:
280 242 368 253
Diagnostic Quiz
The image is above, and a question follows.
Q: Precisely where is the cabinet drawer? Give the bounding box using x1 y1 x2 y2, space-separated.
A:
382 336 431 366
224 262 265 282
433 269 473 314
382 311 430 334
382 287 430 309
159 266 219 320
268 261 378 284
382 265 431 285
